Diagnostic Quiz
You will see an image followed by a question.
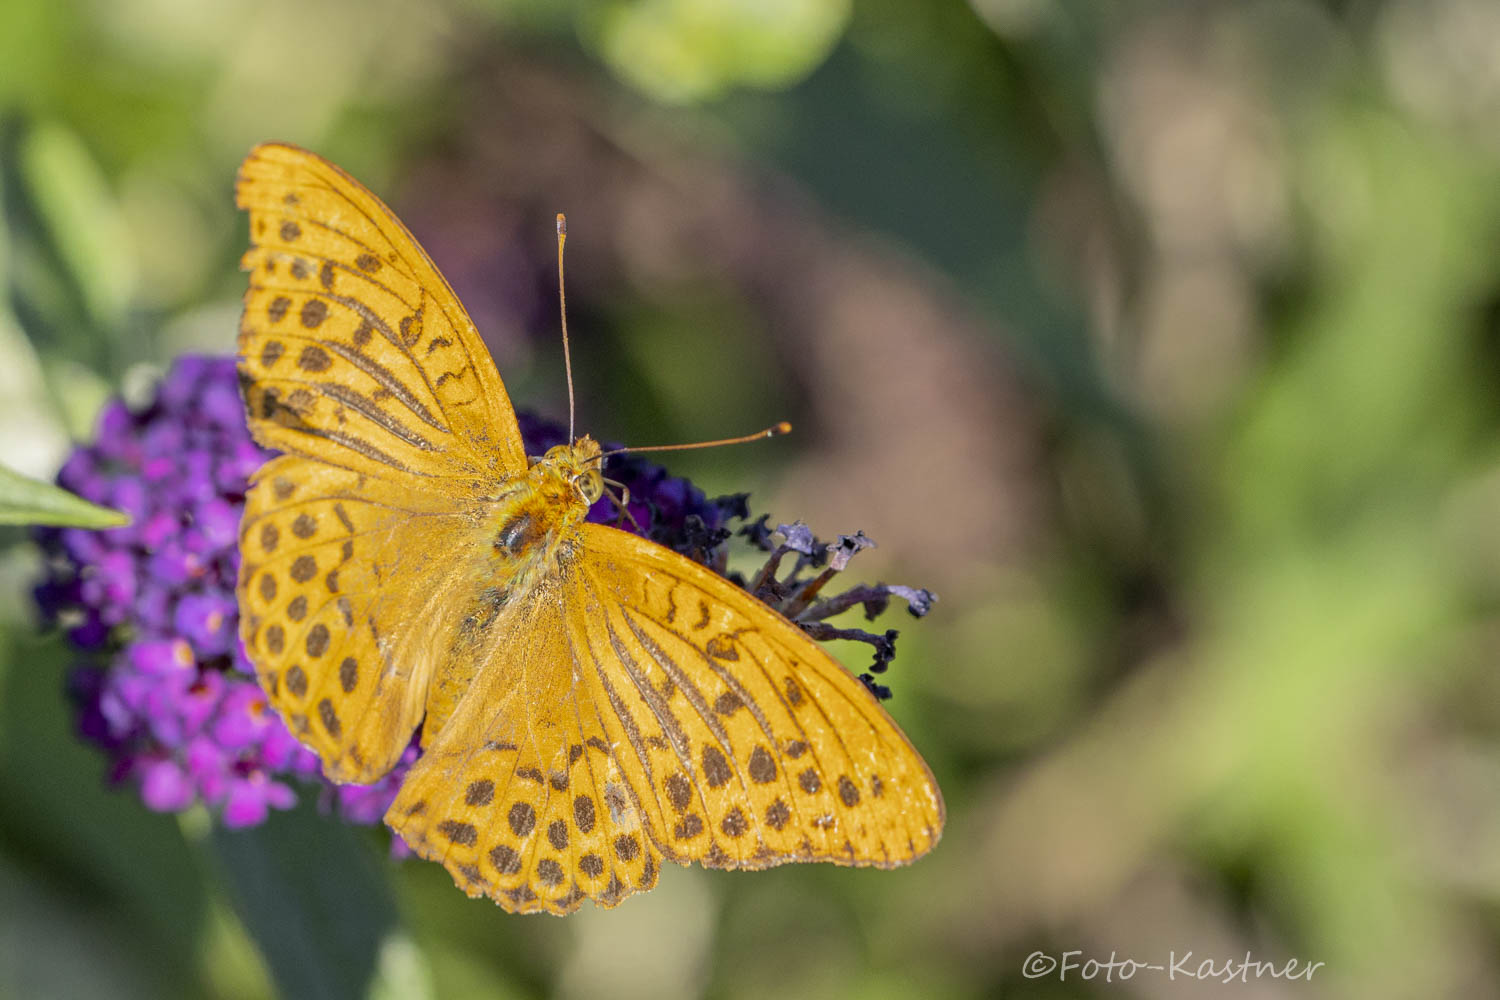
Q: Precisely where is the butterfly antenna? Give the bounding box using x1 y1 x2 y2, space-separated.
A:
557 213 576 442
596 422 793 460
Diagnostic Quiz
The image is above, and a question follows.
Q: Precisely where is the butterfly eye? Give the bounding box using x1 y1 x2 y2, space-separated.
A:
572 473 602 504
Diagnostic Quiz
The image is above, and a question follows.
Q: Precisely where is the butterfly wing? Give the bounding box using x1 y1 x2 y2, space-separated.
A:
235 143 531 781
386 583 664 915
567 524 945 868
238 455 496 781
386 524 943 913
236 142 527 481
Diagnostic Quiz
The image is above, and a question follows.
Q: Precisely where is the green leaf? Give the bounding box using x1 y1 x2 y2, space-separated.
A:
18 121 138 332
209 801 409 1000
0 461 128 527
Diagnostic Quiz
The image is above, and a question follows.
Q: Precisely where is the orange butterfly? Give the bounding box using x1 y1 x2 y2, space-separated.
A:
233 143 943 914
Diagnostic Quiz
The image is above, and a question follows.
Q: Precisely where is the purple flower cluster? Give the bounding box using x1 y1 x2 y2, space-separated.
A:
34 358 321 827
33 357 738 831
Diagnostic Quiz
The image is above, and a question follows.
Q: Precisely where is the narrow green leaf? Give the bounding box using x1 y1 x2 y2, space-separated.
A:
209 801 404 1000
0 461 128 527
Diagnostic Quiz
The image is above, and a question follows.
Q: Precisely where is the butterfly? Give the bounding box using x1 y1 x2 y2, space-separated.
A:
232 142 944 914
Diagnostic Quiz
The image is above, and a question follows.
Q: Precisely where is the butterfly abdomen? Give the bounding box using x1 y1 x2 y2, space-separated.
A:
420 462 593 741
494 512 541 557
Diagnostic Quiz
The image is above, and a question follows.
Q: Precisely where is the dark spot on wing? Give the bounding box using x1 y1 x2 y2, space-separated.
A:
300 299 327 329
748 746 776 784
437 820 477 846
573 794 596 834
702 745 731 788
508 802 536 836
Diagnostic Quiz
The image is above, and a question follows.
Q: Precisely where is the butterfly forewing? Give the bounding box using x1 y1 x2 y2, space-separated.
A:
236 143 527 481
570 525 944 868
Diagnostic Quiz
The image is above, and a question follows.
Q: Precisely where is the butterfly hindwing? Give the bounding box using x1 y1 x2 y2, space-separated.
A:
386 586 663 914
236 143 528 482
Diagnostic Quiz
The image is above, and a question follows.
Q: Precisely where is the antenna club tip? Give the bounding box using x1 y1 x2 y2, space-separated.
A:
770 421 792 436
556 213 567 235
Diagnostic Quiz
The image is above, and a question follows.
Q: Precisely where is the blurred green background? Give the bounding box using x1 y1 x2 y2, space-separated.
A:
5 0 1500 997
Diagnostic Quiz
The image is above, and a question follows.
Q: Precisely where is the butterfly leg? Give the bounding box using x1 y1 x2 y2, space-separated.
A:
603 478 644 532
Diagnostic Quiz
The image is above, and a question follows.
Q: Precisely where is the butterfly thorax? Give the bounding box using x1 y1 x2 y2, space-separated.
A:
484 435 604 585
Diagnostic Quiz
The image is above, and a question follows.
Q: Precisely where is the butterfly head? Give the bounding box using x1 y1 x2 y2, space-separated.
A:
535 436 605 510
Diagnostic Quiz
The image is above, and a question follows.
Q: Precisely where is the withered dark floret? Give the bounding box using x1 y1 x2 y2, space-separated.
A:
738 521 936 701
